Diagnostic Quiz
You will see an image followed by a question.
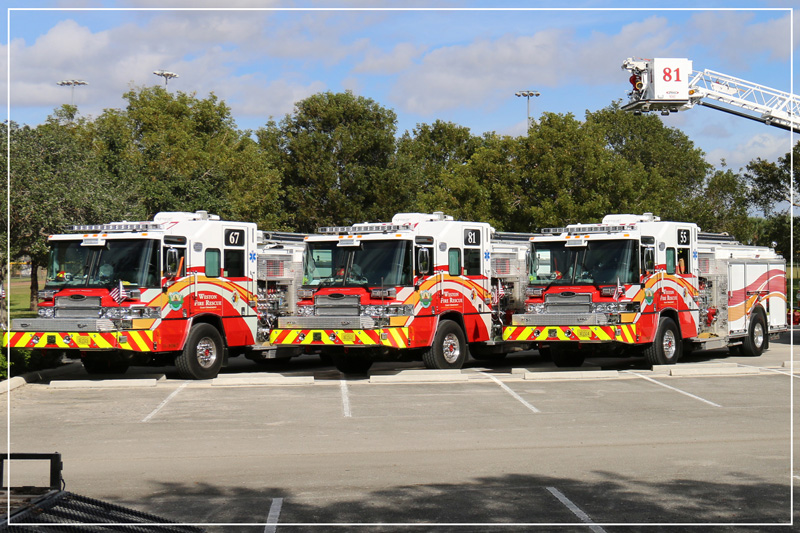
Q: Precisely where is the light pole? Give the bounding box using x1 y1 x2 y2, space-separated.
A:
57 79 88 105
515 90 541 128
153 70 179 87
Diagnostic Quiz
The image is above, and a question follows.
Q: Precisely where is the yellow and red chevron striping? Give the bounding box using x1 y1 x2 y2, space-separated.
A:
3 330 155 351
503 324 637 344
270 328 409 348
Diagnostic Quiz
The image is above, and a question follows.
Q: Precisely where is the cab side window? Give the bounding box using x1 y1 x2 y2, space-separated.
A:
464 248 482 276
448 248 462 276
224 249 245 278
666 248 676 275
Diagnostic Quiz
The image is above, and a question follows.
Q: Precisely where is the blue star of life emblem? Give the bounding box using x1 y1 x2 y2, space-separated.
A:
249 252 257 262
484 251 491 261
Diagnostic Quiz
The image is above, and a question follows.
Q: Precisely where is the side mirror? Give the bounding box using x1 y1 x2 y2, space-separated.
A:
166 248 180 278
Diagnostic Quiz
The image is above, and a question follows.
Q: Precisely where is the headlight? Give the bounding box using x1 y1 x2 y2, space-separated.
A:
592 303 619 314
525 303 546 314
361 305 413 318
362 305 383 317
298 289 315 299
385 304 413 316
296 305 315 316
526 286 544 297
38 307 55 318
101 307 160 319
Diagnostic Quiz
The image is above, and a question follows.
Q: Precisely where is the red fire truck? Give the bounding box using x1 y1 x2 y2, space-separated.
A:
3 211 305 379
503 213 788 367
269 212 532 373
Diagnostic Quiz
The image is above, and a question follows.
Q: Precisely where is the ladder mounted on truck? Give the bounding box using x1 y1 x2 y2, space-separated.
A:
621 57 799 132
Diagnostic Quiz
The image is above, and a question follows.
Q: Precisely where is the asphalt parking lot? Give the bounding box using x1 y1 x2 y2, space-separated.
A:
2 334 797 532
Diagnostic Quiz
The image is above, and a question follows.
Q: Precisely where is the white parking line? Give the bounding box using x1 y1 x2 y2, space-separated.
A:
546 486 607 533
737 364 799 379
264 497 283 533
627 372 722 408
340 380 352 418
478 372 540 413
141 382 189 422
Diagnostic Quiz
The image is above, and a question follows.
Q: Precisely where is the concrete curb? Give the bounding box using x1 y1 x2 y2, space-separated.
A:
369 369 469 383
512 365 602 375
211 374 315 386
0 361 84 394
524 370 620 381
667 366 761 377
49 378 159 389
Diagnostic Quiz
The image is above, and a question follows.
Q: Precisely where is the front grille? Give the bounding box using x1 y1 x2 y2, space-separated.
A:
11 318 116 332
314 294 361 316
544 293 592 314
55 296 101 308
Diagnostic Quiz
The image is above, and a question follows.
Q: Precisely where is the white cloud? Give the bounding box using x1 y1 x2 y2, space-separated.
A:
354 42 428 74
686 12 794 70
388 15 677 116
706 131 790 171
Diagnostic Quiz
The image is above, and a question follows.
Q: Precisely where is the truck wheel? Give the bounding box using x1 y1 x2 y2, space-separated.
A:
332 354 373 374
741 312 766 357
423 320 467 369
644 317 681 366
176 324 224 379
550 343 585 368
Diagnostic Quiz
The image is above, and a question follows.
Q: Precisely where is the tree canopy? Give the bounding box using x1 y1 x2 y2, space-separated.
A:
6 86 793 308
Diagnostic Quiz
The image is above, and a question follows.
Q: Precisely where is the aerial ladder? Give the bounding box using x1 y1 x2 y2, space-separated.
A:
621 57 799 132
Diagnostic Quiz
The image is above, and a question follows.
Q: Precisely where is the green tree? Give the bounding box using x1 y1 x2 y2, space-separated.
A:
395 120 482 215
744 141 798 216
9 109 137 308
91 86 261 219
260 91 399 231
585 103 712 221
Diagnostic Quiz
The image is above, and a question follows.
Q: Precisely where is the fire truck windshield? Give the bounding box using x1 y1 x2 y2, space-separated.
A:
303 240 413 288
44 239 160 289
530 239 639 286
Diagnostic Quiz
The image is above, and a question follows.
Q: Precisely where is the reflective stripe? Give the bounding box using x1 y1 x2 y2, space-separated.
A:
502 325 638 344
270 328 410 348
3 330 155 351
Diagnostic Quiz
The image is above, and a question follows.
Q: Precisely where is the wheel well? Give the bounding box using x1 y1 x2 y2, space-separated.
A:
190 315 226 346
438 312 466 335
659 309 682 337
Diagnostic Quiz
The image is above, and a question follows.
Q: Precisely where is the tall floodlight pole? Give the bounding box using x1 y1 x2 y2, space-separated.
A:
515 90 541 128
57 79 88 105
153 70 179 88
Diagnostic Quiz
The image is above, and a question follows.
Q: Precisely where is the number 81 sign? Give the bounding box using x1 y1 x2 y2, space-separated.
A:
650 58 692 101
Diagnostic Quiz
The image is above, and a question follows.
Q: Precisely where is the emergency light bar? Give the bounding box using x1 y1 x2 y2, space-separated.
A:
70 222 163 233
318 224 415 234
541 225 629 235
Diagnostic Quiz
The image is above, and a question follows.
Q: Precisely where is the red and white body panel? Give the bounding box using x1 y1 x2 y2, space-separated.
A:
269 213 529 353
503 214 787 351
4 211 304 365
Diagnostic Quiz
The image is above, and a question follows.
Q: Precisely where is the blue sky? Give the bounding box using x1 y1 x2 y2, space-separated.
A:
3 2 797 175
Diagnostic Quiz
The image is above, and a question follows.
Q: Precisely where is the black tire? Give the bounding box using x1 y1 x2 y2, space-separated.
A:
469 344 507 361
176 324 224 379
550 343 585 368
741 311 766 357
423 320 468 369
82 353 129 375
537 345 552 361
332 354 373 374
644 317 681 366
